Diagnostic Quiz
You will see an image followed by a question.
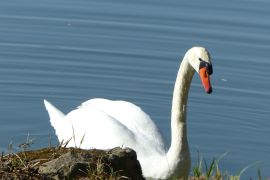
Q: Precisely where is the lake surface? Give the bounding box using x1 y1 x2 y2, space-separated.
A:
1 0 270 178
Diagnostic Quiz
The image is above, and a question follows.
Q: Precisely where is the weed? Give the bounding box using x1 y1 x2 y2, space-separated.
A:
87 156 129 180
257 167 262 180
204 158 216 178
18 133 35 151
192 151 265 180
71 124 86 149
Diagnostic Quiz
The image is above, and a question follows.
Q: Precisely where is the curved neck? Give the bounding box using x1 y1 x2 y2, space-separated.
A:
166 56 195 177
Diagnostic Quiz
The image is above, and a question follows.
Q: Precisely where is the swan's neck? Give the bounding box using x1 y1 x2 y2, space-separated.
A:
166 56 194 177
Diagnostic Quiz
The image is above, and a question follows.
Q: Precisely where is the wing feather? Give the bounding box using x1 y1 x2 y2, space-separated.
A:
77 98 166 154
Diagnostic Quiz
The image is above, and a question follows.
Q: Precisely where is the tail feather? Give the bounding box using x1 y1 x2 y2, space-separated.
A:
44 99 65 131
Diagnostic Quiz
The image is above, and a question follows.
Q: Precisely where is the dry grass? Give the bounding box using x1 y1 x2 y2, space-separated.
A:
0 135 267 180
0 146 128 180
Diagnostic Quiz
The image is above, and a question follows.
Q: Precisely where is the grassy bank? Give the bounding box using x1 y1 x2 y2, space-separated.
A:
0 146 137 179
0 146 266 180
0 135 267 180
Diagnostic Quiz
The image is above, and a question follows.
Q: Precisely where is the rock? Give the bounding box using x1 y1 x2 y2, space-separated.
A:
38 147 145 180
106 147 144 180
38 150 88 179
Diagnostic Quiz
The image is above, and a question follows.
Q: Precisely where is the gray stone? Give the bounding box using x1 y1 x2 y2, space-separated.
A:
38 147 145 180
106 147 144 180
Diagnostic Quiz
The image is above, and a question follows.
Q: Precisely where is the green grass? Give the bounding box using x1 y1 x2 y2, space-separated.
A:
191 151 265 180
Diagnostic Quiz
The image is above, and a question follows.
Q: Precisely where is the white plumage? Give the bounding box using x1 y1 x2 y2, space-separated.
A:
44 46 213 179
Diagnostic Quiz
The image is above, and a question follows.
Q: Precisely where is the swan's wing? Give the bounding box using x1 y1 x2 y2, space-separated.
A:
44 99 68 140
64 105 137 149
78 98 166 153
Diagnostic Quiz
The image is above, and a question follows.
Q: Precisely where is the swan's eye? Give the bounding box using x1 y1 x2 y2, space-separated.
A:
199 58 213 75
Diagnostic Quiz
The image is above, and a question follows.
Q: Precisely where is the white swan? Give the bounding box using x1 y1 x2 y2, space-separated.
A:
44 46 213 179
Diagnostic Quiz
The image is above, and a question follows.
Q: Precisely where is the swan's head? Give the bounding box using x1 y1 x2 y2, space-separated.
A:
186 46 213 94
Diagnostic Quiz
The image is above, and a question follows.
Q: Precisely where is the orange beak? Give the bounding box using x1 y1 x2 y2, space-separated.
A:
199 67 212 94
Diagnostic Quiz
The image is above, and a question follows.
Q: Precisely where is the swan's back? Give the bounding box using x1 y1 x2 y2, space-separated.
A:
45 98 166 158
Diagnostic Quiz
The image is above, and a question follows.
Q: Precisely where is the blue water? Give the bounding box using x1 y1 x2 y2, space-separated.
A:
1 0 270 178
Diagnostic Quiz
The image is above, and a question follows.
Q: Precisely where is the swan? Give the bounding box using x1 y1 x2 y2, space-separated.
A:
44 46 213 179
